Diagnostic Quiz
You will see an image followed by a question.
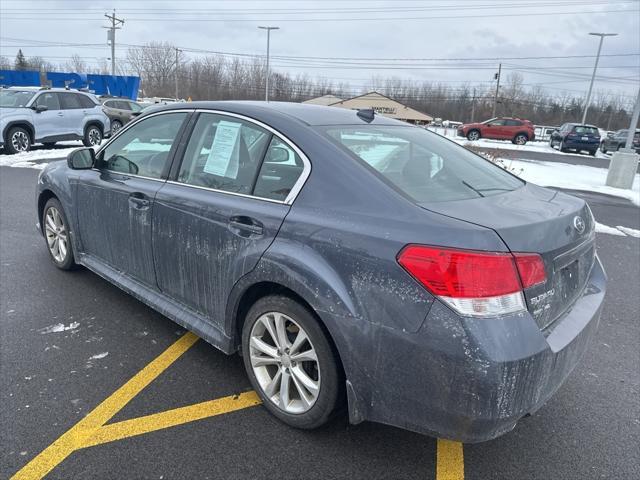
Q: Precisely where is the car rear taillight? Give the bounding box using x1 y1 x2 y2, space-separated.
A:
397 246 546 317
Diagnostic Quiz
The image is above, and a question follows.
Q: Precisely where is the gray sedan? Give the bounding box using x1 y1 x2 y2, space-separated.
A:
35 102 605 442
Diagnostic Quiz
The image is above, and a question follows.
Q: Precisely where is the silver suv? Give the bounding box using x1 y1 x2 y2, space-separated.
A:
0 87 111 154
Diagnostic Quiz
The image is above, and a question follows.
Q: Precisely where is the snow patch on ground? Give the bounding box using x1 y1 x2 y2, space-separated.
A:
507 159 640 206
0 140 104 168
89 352 109 360
38 322 80 334
615 226 640 238
595 222 626 236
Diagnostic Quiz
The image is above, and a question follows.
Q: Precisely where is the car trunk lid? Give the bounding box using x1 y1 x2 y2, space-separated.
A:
420 183 596 330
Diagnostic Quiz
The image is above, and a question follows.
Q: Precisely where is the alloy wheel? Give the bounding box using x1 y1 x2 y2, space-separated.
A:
249 311 320 414
467 131 480 141
112 121 123 134
515 134 527 145
11 131 30 152
45 207 68 263
88 127 102 145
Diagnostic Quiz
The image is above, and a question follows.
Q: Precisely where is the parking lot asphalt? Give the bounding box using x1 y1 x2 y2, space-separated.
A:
1 166 639 480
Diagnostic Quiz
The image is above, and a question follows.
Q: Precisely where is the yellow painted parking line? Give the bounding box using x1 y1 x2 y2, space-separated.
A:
436 439 464 480
12 332 200 480
84 391 261 448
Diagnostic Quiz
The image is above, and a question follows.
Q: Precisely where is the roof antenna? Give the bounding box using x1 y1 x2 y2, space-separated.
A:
357 108 375 123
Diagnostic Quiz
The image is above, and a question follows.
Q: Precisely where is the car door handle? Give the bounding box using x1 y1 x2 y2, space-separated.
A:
228 216 264 237
128 192 151 209
57 112 64 117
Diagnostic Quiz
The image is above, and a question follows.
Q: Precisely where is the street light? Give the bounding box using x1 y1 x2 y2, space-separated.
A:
258 26 279 102
581 32 618 124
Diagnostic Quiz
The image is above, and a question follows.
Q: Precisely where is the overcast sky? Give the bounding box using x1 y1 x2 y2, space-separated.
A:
1 0 638 103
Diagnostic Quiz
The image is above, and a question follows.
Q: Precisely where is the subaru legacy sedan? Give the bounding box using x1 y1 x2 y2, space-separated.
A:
36 102 605 442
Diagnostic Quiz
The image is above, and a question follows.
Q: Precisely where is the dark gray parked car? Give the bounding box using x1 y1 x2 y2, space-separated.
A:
36 102 606 442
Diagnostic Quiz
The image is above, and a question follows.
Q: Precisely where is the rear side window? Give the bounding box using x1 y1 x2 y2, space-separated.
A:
78 94 96 108
115 100 131 110
504 119 523 126
34 92 60 110
59 93 83 109
178 113 271 195
572 126 598 135
323 126 523 204
253 137 304 201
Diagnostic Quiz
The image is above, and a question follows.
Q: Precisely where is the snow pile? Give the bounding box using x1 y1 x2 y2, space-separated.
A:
507 159 640 206
0 140 104 169
595 222 626 236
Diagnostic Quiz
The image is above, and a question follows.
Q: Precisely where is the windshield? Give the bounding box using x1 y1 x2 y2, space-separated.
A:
323 125 524 203
0 90 36 108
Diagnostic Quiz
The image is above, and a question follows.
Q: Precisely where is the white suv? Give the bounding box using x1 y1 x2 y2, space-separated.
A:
0 87 111 154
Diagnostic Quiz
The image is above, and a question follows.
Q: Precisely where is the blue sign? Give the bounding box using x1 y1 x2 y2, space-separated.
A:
0 70 140 100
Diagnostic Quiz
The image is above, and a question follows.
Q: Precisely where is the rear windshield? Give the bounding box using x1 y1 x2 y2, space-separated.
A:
572 126 598 135
322 125 523 203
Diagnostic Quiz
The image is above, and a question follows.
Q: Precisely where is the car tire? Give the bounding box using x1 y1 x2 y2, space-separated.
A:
42 198 77 270
111 120 123 134
588 150 596 156
466 130 480 141
5 126 31 154
83 124 103 147
241 295 341 430
601 144 607 154
513 133 528 145
43 142 56 149
559 140 567 153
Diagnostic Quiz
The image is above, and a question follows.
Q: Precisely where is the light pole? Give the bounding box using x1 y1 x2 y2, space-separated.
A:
581 32 617 124
258 26 279 102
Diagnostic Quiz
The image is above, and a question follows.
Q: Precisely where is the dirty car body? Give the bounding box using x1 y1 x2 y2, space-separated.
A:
36 102 606 442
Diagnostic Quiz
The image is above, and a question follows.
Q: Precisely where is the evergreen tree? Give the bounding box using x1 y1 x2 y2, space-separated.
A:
14 49 28 70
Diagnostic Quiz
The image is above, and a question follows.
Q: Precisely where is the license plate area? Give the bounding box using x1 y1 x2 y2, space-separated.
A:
582 136 589 141
559 261 579 302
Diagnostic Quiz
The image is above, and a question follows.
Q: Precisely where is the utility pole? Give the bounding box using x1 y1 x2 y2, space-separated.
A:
104 9 124 76
258 26 279 102
174 47 181 101
582 32 617 124
492 63 502 118
623 87 640 150
471 87 476 123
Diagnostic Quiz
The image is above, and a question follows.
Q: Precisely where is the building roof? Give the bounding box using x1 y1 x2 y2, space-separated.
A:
327 91 433 122
302 94 343 106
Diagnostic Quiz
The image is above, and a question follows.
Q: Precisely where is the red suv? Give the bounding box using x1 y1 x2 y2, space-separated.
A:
457 117 535 145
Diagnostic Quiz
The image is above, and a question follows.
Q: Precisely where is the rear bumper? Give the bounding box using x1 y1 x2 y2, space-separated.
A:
340 255 606 442
563 139 600 151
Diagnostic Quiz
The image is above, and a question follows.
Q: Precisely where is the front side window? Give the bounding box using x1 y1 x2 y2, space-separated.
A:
323 126 523 204
505 119 522 126
129 102 143 112
100 112 187 178
34 92 60 110
177 113 271 195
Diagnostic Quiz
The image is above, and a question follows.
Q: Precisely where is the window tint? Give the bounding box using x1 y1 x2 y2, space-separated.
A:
504 119 522 126
323 126 523 204
34 92 60 110
100 112 187 178
59 93 84 109
489 119 506 126
254 137 304 201
78 94 96 109
129 102 143 112
178 113 270 195
114 100 131 110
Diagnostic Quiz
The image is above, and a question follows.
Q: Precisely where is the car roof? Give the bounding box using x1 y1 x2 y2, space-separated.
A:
566 123 598 128
139 101 404 127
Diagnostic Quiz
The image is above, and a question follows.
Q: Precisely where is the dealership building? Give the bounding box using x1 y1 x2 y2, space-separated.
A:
303 91 433 125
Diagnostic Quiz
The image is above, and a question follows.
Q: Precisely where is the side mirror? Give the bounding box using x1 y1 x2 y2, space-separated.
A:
266 146 290 163
33 105 48 113
67 148 95 170
606 132 614 138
